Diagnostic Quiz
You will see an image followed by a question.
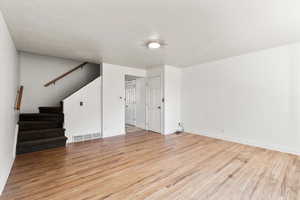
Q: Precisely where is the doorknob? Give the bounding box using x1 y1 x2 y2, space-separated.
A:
157 106 161 109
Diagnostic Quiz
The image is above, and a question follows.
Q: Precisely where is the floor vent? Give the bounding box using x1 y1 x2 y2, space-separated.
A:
72 133 101 143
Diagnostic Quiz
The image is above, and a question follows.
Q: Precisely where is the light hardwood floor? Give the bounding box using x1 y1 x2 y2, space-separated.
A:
1 131 300 200
125 124 144 133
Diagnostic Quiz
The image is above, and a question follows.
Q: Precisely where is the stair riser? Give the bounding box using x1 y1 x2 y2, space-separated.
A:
39 108 62 114
17 139 67 154
19 115 63 122
19 123 62 131
18 131 65 142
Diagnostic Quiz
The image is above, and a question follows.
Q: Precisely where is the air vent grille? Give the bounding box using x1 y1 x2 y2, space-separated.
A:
73 133 101 143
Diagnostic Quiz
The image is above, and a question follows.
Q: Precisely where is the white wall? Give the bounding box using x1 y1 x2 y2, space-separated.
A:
20 52 100 113
147 66 164 77
63 77 101 143
0 11 19 195
102 63 146 138
182 43 300 155
164 65 182 134
135 78 146 129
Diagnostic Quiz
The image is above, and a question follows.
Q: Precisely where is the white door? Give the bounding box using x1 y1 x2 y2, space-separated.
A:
125 81 136 125
148 76 161 133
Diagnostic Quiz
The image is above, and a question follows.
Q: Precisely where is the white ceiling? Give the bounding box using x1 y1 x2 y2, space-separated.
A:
1 0 300 68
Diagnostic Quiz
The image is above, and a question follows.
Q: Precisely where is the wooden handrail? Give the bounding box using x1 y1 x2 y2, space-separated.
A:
15 86 24 110
44 62 88 87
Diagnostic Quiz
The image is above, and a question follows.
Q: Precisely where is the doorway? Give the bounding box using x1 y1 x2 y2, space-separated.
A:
125 75 146 133
125 80 136 125
147 76 162 133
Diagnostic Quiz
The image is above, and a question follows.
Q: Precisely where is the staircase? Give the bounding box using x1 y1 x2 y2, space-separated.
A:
15 62 100 154
17 105 67 154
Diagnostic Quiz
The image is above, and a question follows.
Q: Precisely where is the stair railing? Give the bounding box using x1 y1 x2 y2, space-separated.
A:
44 62 88 87
15 85 24 110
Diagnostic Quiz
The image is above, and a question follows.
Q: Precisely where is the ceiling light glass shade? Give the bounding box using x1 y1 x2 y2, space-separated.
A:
148 42 161 49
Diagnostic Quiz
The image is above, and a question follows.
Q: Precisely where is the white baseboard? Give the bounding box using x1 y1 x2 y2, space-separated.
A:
164 131 176 135
1 124 18 195
0 155 15 196
187 130 300 156
102 130 126 138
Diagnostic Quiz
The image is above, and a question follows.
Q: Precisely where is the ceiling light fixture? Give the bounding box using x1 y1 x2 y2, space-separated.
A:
147 41 161 49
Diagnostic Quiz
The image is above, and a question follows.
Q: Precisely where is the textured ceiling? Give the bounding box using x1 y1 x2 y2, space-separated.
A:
1 0 300 68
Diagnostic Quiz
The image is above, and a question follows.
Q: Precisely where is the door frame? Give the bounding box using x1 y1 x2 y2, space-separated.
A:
146 75 164 134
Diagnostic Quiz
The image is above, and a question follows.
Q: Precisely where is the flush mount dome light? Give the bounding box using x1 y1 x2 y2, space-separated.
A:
147 41 161 49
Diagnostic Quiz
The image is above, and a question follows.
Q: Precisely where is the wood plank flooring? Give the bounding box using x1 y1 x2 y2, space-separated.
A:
125 124 144 133
1 131 300 200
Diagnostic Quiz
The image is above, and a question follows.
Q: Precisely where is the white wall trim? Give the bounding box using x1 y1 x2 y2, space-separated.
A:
1 124 18 195
0 156 15 196
102 132 125 138
188 130 300 156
